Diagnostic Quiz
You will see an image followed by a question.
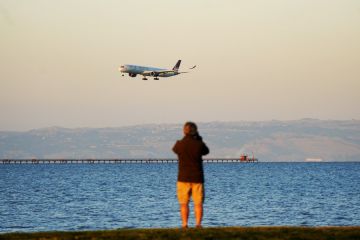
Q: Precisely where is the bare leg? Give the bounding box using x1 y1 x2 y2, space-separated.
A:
180 204 189 228
194 204 203 227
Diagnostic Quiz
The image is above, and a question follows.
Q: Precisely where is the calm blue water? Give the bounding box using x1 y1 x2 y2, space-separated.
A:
0 163 359 232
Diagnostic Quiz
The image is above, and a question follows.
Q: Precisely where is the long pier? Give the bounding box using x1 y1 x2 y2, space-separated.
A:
0 158 258 164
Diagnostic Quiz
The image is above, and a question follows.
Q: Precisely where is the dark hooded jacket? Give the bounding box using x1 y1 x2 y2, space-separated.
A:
172 134 209 183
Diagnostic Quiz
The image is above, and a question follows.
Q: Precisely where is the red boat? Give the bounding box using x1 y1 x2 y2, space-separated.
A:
240 153 258 162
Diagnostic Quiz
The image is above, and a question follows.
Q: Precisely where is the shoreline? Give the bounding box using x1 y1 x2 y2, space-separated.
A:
1 226 359 240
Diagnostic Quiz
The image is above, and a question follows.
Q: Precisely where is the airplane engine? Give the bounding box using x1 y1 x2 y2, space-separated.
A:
150 72 158 77
129 73 137 77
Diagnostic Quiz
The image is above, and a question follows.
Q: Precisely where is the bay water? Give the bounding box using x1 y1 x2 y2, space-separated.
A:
0 162 359 232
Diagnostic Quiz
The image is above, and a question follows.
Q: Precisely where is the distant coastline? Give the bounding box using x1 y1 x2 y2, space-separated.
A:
0 119 359 162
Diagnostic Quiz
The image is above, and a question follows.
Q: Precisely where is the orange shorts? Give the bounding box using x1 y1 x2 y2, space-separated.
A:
177 181 204 205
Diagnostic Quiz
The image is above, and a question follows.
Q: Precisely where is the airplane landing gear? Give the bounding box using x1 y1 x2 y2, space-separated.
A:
154 77 159 80
142 77 148 80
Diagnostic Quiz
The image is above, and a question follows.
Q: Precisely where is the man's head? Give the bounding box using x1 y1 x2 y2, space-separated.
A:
183 122 198 136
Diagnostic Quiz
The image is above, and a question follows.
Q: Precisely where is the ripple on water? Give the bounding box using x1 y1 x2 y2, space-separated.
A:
0 163 359 232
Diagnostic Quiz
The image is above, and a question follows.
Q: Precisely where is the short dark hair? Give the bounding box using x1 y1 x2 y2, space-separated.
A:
184 122 198 136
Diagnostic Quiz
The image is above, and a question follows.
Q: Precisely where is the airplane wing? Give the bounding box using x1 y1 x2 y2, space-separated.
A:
142 65 195 76
156 70 177 74
142 70 177 76
147 69 192 74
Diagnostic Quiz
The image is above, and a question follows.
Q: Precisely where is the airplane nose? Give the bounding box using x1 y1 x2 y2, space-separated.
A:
119 66 125 72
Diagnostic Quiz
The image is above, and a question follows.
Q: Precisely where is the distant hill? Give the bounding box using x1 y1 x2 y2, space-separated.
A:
0 119 359 161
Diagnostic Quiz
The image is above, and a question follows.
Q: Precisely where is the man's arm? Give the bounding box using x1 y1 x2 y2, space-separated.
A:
202 142 209 156
172 141 180 155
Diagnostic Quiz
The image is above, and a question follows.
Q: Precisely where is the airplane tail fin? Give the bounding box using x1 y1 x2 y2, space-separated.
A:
172 60 181 71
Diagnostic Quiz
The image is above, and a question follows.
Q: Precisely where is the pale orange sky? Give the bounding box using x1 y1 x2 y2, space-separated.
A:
1 0 359 131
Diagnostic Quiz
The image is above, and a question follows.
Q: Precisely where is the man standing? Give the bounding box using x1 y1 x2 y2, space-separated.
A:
172 122 209 228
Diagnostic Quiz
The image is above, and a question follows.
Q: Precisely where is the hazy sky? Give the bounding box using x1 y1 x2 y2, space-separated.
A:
1 0 359 131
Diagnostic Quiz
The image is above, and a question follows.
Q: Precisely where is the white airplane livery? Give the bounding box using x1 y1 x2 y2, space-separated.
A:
119 60 195 80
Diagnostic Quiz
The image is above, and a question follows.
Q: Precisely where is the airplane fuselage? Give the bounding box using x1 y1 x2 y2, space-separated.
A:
120 65 179 77
118 60 185 80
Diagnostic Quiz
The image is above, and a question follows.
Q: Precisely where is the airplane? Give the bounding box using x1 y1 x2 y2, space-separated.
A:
118 60 195 80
